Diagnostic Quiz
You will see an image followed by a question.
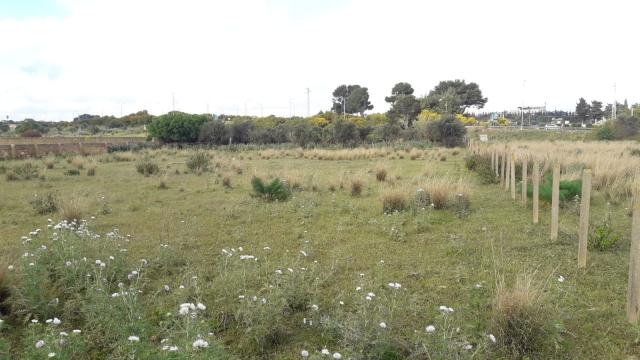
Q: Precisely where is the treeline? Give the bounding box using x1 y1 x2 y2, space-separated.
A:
147 80 487 147
148 111 467 147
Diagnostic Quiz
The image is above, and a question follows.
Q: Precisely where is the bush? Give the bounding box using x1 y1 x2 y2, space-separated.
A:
333 120 360 146
30 193 58 215
148 111 210 142
375 167 387 181
588 222 621 251
136 157 160 176
425 114 466 147
527 174 581 203
350 179 364 196
199 120 229 145
465 155 498 184
251 177 291 202
595 123 615 140
382 192 408 213
186 152 210 173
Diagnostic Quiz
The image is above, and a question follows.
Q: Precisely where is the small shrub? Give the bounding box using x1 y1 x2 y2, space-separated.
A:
64 169 80 176
136 157 160 176
528 174 581 203
251 177 291 202
186 152 210 173
158 181 168 189
630 148 640 157
414 188 430 209
30 193 58 215
375 167 387 182
351 179 364 196
222 176 231 188
6 163 39 181
588 222 621 251
57 198 83 221
382 191 408 213
328 183 337 192
439 156 447 161
87 166 96 176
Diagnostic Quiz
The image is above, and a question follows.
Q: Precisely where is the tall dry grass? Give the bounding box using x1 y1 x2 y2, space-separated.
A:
485 141 640 200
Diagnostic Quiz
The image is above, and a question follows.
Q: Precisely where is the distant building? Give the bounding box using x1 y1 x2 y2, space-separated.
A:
8 124 17 131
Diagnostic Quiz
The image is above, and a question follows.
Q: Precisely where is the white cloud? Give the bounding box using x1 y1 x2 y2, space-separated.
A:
0 0 638 121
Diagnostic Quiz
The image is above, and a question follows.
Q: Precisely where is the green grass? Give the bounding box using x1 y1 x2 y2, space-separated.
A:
0 147 638 359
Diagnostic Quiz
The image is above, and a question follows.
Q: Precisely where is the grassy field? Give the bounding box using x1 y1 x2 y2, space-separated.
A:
0 146 639 359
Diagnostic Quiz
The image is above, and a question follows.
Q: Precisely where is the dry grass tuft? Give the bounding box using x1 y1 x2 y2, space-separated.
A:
382 190 408 213
493 272 557 358
57 197 83 221
375 167 388 182
350 179 364 196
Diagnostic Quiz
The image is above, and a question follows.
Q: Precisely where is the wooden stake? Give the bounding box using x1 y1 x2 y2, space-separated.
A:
500 152 505 187
550 164 560 240
495 150 499 176
521 158 528 207
578 169 591 268
533 160 539 224
504 152 510 192
491 150 495 174
627 183 640 323
510 153 516 200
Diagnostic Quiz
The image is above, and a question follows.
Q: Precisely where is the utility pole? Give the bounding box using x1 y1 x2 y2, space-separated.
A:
306 88 310 117
172 93 175 112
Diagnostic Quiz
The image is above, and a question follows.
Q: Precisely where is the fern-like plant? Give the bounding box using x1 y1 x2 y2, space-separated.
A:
251 176 291 202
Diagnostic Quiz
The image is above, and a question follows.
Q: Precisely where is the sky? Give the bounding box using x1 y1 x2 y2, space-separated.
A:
0 0 638 121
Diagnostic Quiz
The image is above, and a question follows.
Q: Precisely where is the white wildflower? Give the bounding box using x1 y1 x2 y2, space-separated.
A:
379 322 387 329
311 304 319 311
197 303 206 311
426 325 436 333
192 339 209 349
73 329 81 334
35 340 45 348
558 275 565 283
321 348 330 355
301 350 309 357
48 352 56 358
489 334 496 343
333 353 342 359
128 335 140 342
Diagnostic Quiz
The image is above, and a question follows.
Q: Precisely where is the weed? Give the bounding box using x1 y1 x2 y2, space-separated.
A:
186 152 210 173
30 193 58 215
251 177 291 202
57 198 83 221
375 167 387 182
6 163 39 181
136 157 160 176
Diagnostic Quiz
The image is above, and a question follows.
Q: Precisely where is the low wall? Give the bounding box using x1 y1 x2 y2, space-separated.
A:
0 140 147 159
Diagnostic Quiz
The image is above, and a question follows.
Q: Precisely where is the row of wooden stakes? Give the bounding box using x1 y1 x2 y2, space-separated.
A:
475 146 640 325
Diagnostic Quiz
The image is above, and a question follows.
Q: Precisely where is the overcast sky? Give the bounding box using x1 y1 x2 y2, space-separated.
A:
0 0 638 121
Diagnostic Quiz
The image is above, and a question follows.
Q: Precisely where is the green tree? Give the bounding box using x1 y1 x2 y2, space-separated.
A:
420 80 487 114
589 100 603 123
575 98 590 124
147 111 210 142
332 85 373 116
385 82 421 128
